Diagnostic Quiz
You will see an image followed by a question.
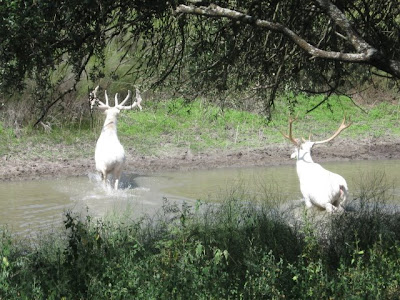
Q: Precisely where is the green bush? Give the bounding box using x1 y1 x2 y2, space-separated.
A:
1 181 400 299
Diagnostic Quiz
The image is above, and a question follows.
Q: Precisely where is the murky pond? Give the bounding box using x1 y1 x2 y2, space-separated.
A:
1 159 399 236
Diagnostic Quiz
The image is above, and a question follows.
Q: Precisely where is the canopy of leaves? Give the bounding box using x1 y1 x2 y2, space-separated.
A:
0 0 174 90
0 0 399 121
176 0 399 112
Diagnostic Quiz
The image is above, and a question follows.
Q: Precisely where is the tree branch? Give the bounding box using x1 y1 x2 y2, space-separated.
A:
33 88 75 127
176 4 373 62
314 0 370 53
176 3 400 78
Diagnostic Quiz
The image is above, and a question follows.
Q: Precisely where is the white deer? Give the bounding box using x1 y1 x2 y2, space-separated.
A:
89 86 143 189
281 117 352 212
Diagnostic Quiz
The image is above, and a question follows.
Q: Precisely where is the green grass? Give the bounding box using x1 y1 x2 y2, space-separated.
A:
1 93 399 159
118 98 267 154
0 124 96 159
273 93 400 139
119 93 400 155
1 177 400 299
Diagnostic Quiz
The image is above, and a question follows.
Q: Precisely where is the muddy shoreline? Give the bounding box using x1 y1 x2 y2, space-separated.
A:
1 136 400 182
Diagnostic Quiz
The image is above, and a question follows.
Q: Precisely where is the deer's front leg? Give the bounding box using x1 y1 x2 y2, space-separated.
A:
304 197 313 208
100 171 107 186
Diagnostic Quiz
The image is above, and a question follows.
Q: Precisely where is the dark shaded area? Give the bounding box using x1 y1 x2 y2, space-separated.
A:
0 0 399 124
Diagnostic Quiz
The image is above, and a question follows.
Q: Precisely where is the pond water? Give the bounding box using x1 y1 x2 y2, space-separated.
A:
0 159 399 237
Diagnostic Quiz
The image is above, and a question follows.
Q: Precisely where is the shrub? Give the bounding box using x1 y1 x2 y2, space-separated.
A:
1 182 400 299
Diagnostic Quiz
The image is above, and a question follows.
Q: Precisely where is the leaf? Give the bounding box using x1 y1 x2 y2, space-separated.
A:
2 256 9 267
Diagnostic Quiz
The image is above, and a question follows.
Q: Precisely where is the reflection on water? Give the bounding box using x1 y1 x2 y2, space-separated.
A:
0 159 399 236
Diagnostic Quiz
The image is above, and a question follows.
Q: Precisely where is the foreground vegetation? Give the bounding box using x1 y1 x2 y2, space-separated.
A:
1 93 399 160
1 175 400 299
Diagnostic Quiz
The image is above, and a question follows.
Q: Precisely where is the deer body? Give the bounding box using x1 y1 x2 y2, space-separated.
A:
292 142 348 212
282 118 351 213
89 86 142 189
95 108 126 189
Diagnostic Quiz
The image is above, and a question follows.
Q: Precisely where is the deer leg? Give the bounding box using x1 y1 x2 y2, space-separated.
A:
113 169 123 190
100 171 107 186
304 198 313 208
325 203 336 213
339 185 348 205
114 177 120 190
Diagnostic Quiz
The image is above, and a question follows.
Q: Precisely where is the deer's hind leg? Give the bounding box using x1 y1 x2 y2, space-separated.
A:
99 169 108 187
112 165 124 190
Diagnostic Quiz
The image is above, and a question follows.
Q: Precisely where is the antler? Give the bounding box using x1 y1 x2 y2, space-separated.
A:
118 88 143 110
90 86 143 111
281 116 300 146
314 116 352 145
89 86 108 110
104 90 109 106
92 85 99 98
119 90 132 106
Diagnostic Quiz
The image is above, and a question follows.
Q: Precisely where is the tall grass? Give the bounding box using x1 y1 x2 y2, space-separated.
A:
1 177 400 299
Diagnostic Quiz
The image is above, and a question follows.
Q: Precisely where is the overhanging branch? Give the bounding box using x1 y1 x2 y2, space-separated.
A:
176 4 372 62
315 0 370 53
176 3 400 78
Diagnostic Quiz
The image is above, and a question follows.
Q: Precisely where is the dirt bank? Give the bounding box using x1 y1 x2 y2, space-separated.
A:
1 136 400 182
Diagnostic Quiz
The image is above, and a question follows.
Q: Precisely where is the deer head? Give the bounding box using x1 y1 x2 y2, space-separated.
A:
281 116 352 161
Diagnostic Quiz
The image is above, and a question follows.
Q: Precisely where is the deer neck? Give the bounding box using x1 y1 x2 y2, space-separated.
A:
102 114 118 134
296 151 315 181
297 151 314 164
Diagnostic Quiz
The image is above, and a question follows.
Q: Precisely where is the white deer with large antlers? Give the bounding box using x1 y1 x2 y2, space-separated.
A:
89 86 142 189
282 117 352 212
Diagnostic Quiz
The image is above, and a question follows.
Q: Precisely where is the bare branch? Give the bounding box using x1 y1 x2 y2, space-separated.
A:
33 88 75 127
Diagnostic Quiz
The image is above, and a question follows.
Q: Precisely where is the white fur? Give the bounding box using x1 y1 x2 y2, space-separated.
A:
95 107 126 189
90 87 142 189
291 141 348 212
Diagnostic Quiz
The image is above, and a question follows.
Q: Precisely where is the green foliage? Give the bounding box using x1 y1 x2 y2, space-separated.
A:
118 93 400 155
1 0 399 125
273 93 400 139
2 94 400 160
1 179 400 299
0 121 14 138
0 122 17 156
0 0 173 92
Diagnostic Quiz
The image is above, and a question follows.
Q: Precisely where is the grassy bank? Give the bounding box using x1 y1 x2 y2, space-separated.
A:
1 93 400 159
1 177 400 299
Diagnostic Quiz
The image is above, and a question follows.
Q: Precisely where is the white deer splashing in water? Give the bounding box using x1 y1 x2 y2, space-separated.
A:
281 116 352 213
89 86 143 189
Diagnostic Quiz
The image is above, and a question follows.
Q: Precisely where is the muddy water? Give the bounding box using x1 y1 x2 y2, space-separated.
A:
0 173 194 237
1 159 399 236
161 159 400 202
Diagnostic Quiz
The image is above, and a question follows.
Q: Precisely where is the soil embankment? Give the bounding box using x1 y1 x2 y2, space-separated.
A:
1 136 400 181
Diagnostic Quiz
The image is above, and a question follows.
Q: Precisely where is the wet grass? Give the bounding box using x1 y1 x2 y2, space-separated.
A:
1 177 400 299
